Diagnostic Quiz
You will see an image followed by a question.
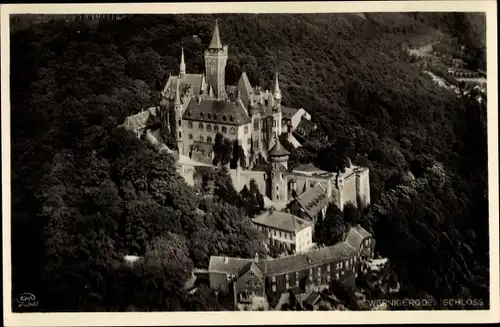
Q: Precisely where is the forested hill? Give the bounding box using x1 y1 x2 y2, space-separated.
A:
10 13 488 311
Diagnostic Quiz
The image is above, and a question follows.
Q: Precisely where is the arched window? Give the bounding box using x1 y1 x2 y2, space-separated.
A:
214 125 219 133
207 113 212 119
230 127 236 135
178 132 182 138
178 120 182 127
199 122 204 130
188 133 193 140
222 126 227 134
244 126 249 134
229 115 234 122
207 124 212 132
199 135 204 142
207 136 212 143
222 115 227 121
188 121 193 129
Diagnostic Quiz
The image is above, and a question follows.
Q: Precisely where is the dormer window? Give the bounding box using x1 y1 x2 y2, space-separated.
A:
229 115 234 122
200 112 204 118
214 114 218 120
223 115 227 121
207 113 212 119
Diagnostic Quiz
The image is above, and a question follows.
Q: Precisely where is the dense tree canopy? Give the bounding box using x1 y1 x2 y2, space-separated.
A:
10 12 488 311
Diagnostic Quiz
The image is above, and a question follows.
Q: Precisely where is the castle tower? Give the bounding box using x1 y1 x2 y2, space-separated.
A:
179 47 186 79
204 19 228 100
174 81 184 155
267 137 290 203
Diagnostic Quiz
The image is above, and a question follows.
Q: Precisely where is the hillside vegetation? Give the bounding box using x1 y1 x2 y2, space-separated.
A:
10 13 488 311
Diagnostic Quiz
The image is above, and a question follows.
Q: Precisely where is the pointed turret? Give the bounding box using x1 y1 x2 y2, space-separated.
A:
274 73 282 100
209 19 223 50
179 47 186 78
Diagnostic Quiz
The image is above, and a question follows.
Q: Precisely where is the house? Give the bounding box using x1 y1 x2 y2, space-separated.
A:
208 225 374 307
252 210 314 253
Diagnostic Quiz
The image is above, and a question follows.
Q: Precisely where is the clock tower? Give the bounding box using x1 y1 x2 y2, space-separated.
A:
204 19 228 100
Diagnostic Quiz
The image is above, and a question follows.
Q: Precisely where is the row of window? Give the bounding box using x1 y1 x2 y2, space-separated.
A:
188 133 252 145
244 280 261 289
270 257 360 284
187 121 250 135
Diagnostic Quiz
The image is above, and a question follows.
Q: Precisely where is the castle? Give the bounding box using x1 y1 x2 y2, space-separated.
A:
122 19 370 218
120 20 376 308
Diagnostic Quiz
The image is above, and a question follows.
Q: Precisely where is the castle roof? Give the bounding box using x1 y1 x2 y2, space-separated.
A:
183 97 251 126
208 241 358 277
239 72 253 97
165 74 205 96
295 183 330 219
294 119 316 139
122 107 161 132
269 139 290 157
237 261 265 280
344 225 372 250
209 256 256 275
252 211 312 233
209 19 223 50
265 242 357 276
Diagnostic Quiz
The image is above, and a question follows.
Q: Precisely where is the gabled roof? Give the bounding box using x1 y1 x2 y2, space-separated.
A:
295 183 330 219
122 107 161 132
294 119 316 138
344 225 371 250
239 72 253 97
238 261 265 280
252 211 312 233
183 97 251 126
165 74 205 96
209 256 255 275
265 242 358 276
209 242 360 277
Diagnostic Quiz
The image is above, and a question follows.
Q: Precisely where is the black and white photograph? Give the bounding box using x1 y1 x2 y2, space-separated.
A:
2 1 499 325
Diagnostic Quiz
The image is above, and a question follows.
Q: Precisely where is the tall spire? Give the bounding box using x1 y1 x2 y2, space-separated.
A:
274 72 282 100
180 47 186 77
209 19 222 50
